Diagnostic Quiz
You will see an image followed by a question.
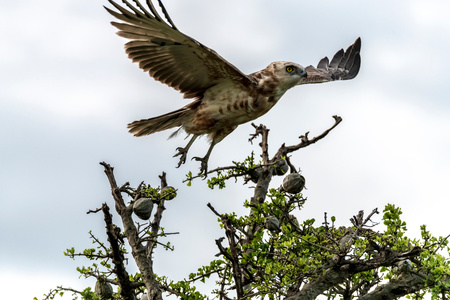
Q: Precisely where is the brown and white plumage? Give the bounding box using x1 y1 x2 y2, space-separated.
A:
105 0 361 174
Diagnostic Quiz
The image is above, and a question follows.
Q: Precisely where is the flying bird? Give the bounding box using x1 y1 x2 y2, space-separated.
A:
105 0 361 174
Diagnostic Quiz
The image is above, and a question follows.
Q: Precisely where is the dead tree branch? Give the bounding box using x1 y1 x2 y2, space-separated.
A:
272 115 342 160
102 203 137 299
100 162 163 300
208 203 244 298
147 172 168 257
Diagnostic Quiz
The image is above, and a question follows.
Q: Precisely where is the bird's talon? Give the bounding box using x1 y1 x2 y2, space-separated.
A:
173 147 185 157
191 156 209 176
174 147 188 167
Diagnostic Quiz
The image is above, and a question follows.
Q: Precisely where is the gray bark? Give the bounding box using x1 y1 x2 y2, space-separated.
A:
101 162 163 300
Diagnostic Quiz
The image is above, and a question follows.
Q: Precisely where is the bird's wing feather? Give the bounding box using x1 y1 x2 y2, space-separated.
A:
105 0 253 99
303 37 361 84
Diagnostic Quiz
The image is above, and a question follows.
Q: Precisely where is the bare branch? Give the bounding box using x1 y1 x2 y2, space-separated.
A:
357 272 426 300
207 203 244 298
249 123 270 167
272 115 342 160
147 172 170 257
87 207 102 214
102 203 136 300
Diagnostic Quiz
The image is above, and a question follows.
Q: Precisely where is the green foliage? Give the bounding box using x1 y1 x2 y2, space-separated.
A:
190 164 450 299
383 203 407 238
207 170 228 189
417 224 450 299
79 287 99 300
161 186 177 200
143 185 160 199
64 247 76 259
188 260 226 283
185 171 193 186
212 186 335 297
63 233 125 280
186 153 262 190
35 287 99 300
157 274 207 300
144 184 178 202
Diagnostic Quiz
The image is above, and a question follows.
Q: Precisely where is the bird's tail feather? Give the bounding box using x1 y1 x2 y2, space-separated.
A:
128 107 190 137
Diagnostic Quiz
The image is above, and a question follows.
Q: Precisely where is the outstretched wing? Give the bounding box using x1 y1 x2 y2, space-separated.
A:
303 37 361 84
105 0 253 98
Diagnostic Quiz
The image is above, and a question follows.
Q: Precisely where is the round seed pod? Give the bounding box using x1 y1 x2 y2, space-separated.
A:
395 259 413 273
161 186 177 200
95 279 113 300
282 173 305 194
273 159 289 176
287 214 300 228
265 216 281 232
133 198 153 220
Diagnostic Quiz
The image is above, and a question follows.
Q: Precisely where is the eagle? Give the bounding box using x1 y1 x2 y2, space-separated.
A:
105 0 361 174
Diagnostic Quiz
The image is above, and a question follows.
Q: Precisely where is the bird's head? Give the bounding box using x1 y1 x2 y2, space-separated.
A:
269 61 307 89
251 61 308 96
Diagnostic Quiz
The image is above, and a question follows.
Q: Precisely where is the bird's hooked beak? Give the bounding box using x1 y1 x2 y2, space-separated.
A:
300 68 307 78
295 68 307 86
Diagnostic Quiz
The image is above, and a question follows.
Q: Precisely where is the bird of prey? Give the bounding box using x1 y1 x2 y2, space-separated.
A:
105 0 361 174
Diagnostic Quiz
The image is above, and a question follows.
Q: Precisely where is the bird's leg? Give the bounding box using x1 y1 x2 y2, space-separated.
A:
192 141 216 176
174 135 198 167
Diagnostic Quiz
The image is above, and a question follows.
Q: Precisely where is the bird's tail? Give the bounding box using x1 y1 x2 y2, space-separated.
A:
127 107 191 137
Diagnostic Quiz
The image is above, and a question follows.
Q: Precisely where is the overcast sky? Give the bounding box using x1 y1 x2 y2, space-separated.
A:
1 0 450 299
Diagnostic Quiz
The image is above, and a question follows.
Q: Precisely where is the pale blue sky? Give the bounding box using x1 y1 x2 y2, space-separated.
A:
1 0 449 299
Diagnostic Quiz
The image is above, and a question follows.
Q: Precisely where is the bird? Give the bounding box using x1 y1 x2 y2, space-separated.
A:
105 0 361 175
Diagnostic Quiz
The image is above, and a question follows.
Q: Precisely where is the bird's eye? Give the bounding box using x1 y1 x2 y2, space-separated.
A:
286 66 294 73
